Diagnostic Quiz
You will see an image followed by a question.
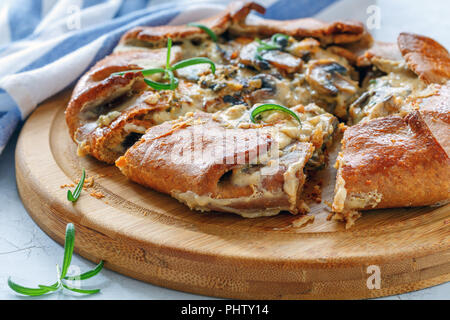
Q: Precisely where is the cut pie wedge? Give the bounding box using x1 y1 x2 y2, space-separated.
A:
332 83 450 227
116 111 314 217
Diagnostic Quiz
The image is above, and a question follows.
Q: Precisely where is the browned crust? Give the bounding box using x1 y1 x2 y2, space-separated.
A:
362 41 403 65
120 1 364 47
335 111 449 211
116 112 313 214
116 112 271 196
350 33 450 83
340 31 374 66
411 82 450 155
119 2 265 46
230 17 364 45
398 32 450 84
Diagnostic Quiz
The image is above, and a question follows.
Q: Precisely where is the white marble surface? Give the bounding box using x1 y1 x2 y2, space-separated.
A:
1 0 449 300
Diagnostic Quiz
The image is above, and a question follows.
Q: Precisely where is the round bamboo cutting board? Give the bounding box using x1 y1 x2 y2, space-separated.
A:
15 90 450 299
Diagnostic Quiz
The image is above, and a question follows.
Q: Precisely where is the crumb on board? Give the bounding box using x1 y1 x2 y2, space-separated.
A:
61 172 108 190
291 215 315 228
324 200 333 209
326 212 334 220
83 176 95 188
60 183 74 189
328 211 361 229
90 191 105 199
61 172 108 200
312 185 322 203
304 181 323 204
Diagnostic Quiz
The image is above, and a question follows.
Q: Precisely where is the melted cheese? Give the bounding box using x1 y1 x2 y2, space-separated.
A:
172 190 288 218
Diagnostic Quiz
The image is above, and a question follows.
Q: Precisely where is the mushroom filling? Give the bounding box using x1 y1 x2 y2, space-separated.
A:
81 33 363 165
349 71 426 124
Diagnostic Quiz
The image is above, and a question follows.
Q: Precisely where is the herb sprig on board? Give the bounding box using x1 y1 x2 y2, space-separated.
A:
8 223 104 296
114 38 216 91
67 169 85 202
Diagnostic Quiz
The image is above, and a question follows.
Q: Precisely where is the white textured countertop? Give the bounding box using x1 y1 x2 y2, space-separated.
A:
1 0 449 300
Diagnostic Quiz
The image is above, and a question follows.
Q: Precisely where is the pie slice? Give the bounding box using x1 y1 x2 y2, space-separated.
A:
332 83 450 227
116 111 315 217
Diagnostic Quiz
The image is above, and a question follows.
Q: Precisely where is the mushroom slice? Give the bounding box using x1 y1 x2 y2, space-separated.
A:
259 50 303 73
239 41 302 73
306 60 358 96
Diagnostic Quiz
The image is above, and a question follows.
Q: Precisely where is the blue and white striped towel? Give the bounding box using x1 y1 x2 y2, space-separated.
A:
0 0 344 154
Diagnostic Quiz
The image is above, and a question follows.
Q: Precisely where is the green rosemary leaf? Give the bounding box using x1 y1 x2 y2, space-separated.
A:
112 68 165 77
60 223 75 279
255 38 278 52
171 57 216 75
144 78 176 90
67 169 85 202
166 38 172 70
64 261 104 281
187 23 218 42
8 277 51 296
7 223 105 298
254 34 289 61
62 283 100 295
165 70 179 90
38 282 60 292
250 103 302 126
140 68 166 77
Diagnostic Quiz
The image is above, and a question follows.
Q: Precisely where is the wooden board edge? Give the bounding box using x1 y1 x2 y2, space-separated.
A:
15 162 450 299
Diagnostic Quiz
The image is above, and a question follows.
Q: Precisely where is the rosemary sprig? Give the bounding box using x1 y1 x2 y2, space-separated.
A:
255 33 290 60
171 57 216 74
250 103 302 126
67 169 85 202
8 223 104 297
113 37 216 91
187 22 218 42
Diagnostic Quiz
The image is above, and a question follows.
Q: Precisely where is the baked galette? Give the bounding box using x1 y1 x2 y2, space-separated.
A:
66 1 450 225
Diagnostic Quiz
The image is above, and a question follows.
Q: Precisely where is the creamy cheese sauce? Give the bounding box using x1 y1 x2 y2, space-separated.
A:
172 190 288 218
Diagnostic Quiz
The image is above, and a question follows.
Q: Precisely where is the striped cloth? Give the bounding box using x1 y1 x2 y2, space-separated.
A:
0 0 341 154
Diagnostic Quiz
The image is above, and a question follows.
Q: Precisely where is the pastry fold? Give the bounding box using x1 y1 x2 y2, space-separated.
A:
116 112 314 217
119 1 364 47
65 49 184 163
398 32 450 84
